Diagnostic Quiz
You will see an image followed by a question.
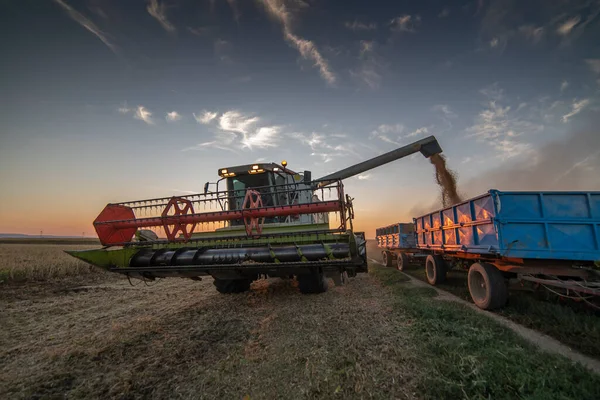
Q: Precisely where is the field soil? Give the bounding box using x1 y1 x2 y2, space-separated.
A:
0 270 417 399
2 241 600 399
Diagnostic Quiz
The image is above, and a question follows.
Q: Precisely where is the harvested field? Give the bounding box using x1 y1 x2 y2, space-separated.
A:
2 243 600 399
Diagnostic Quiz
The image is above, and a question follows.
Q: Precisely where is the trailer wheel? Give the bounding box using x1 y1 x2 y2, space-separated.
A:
425 255 447 285
383 251 393 268
396 253 409 271
468 263 508 310
298 270 329 294
213 278 252 294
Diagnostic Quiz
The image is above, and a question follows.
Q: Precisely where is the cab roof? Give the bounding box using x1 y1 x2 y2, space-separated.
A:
217 162 297 178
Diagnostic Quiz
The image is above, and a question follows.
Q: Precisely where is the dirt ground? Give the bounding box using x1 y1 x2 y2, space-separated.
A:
0 267 419 399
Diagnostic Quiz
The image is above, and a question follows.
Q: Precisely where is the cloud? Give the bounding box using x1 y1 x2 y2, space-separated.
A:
390 15 420 32
560 80 569 92
369 124 404 145
147 0 176 33
432 104 457 119
406 127 429 138
350 67 381 89
489 37 499 48
463 122 600 195
53 0 118 55
519 25 544 43
357 174 371 180
242 126 280 149
289 132 362 163
359 40 374 56
226 0 241 23
561 98 590 123
258 0 336 85
219 111 259 134
118 104 131 114
556 15 581 35
166 111 181 122
586 59 600 74
194 110 218 124
466 86 544 159
187 26 209 36
344 20 377 31
134 106 154 125
438 8 450 18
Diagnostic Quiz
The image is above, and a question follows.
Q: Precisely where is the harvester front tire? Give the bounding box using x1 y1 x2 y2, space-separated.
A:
383 251 393 268
468 263 508 310
397 253 409 271
213 278 252 294
425 255 447 285
298 271 328 294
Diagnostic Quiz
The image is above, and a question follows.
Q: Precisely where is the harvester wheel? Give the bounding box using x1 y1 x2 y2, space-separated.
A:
383 251 393 268
425 255 447 285
213 278 252 294
397 253 409 271
468 263 508 310
298 270 328 294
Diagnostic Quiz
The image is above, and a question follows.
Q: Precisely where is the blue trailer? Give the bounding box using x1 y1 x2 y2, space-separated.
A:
375 223 419 270
377 190 600 309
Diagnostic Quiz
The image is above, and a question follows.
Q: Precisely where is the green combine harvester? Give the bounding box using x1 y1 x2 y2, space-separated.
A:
68 136 442 294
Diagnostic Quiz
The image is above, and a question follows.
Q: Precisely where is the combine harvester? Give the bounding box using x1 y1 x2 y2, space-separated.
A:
377 190 600 309
68 136 443 294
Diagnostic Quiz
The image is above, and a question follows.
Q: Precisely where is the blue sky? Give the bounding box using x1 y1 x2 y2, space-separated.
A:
1 0 599 236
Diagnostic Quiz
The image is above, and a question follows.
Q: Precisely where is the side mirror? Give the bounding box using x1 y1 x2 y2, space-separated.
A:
203 182 210 194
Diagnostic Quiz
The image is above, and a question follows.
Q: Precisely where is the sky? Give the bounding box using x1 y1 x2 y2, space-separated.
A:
1 0 599 238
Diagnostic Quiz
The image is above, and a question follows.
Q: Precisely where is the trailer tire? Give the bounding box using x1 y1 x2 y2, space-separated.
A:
383 251 393 268
213 278 252 294
298 270 328 294
425 255 447 285
397 253 409 271
468 263 508 310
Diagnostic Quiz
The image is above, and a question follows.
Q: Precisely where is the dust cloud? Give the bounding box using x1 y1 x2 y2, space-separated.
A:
464 124 600 195
430 153 462 207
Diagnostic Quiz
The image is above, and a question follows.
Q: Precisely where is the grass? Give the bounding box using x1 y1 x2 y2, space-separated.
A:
402 264 600 359
370 265 600 400
0 242 103 283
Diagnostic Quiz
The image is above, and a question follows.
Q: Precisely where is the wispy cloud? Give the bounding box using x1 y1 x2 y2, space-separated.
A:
345 20 377 31
351 40 385 89
289 131 362 163
166 111 181 122
259 0 336 85
406 127 429 138
118 103 131 114
357 174 371 180
134 106 154 125
193 110 218 124
390 15 420 33
219 111 259 134
186 110 281 152
466 86 543 159
586 59 600 74
226 0 241 23
560 80 569 92
242 126 280 149
432 104 457 131
489 37 499 48
561 98 590 123
438 8 450 18
53 0 118 55
369 124 404 145
147 0 176 33
519 25 544 43
556 16 581 35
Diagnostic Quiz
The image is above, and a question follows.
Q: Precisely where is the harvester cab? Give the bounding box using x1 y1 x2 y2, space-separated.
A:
67 135 443 294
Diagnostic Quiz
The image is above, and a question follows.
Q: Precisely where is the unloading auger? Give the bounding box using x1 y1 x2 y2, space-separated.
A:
67 136 442 293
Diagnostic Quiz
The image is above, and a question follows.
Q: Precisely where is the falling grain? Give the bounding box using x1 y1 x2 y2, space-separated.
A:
430 153 462 207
